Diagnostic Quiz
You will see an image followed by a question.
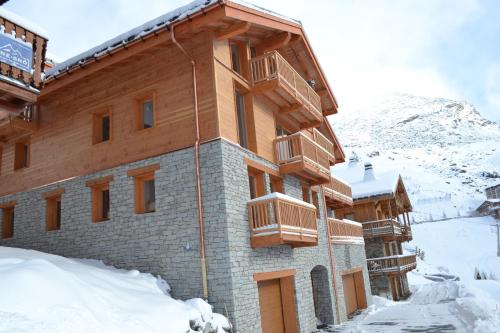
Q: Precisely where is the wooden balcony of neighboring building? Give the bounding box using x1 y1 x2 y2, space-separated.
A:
362 219 403 240
366 254 417 275
323 175 353 208
327 218 364 245
0 14 47 141
247 192 318 248
275 131 331 185
250 51 323 129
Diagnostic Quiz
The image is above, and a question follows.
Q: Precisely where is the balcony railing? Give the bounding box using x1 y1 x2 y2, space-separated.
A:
362 219 402 239
0 15 47 93
248 192 318 248
250 51 323 129
366 254 417 275
328 218 364 245
275 132 331 184
323 175 353 208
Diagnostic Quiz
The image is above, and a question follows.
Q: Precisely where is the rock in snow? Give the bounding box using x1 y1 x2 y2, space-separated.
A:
0 247 230 333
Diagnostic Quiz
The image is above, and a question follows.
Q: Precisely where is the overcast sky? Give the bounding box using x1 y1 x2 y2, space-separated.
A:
4 0 500 122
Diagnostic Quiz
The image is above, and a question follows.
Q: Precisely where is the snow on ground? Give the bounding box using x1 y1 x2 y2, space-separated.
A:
0 247 230 333
328 217 500 332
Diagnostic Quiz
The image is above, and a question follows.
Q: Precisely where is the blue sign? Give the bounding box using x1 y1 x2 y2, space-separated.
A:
0 33 33 72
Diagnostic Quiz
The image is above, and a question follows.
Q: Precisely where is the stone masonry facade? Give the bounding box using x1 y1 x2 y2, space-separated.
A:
0 138 372 332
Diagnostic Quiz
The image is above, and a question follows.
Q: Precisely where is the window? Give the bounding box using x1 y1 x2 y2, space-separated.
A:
235 90 248 148
93 109 111 144
142 100 154 129
269 176 283 193
43 189 64 231
345 213 355 221
248 167 265 199
275 125 291 137
14 138 30 170
1 202 16 239
302 185 310 203
86 175 113 222
230 43 241 74
136 92 156 130
311 189 320 217
127 164 160 214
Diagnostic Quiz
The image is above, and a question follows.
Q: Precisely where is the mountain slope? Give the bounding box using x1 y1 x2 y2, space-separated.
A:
331 93 500 221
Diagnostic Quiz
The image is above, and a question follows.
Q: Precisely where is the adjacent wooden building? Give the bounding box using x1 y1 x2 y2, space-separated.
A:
333 160 416 301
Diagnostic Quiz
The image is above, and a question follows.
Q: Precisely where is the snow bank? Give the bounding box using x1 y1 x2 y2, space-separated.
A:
0 247 230 333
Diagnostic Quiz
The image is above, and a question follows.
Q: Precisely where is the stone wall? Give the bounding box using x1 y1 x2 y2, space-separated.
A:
0 141 228 303
0 138 373 332
218 139 338 332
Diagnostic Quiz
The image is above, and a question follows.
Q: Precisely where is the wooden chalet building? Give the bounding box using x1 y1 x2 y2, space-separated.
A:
333 160 416 301
476 184 500 220
0 2 373 331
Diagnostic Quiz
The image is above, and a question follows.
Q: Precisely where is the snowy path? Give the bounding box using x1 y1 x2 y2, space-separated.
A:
327 281 471 333
324 217 500 333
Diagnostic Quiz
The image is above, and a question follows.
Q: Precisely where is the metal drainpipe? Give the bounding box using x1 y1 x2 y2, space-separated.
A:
320 185 342 323
170 23 209 300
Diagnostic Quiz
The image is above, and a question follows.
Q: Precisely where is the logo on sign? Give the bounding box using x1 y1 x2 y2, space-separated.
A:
0 34 33 72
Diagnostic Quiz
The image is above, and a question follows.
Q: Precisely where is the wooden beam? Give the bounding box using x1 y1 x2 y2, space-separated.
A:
0 80 37 103
0 99 27 114
215 21 251 40
280 103 302 114
255 32 291 54
253 269 296 281
9 117 38 132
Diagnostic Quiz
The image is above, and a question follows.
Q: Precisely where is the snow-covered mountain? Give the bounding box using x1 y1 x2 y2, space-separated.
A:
331 93 500 221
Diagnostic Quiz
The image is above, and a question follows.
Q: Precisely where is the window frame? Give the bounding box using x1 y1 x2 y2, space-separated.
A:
135 91 157 131
127 164 160 214
269 175 283 194
43 188 64 231
247 166 266 199
85 175 114 223
1 201 16 239
92 108 112 145
235 89 248 149
14 137 30 170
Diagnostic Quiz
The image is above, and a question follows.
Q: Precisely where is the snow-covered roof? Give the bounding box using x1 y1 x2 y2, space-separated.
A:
46 0 300 80
248 192 316 209
0 7 49 39
332 162 401 200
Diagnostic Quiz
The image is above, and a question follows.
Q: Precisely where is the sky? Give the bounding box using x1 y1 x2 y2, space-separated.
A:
4 0 500 122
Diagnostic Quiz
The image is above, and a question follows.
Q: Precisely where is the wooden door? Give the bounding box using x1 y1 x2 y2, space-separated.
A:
258 279 285 333
342 273 358 315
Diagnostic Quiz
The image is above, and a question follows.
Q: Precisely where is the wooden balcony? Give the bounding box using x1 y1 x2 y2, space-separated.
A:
0 106 38 142
310 128 335 164
328 218 364 245
367 254 417 275
323 175 353 208
0 14 46 141
362 219 402 240
250 51 323 129
248 193 318 248
275 132 331 185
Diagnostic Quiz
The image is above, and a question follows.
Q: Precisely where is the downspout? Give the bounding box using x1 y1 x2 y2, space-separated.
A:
171 23 209 300
320 185 342 323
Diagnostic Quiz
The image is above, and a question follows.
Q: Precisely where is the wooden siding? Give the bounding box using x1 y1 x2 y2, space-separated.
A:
0 32 217 197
